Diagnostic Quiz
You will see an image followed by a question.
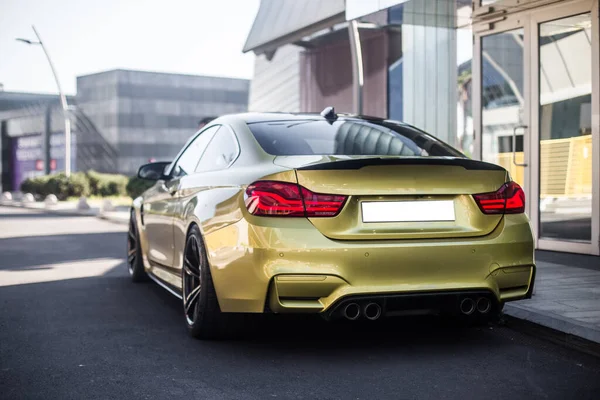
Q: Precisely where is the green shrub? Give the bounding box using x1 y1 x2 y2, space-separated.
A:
47 174 69 200
21 175 51 198
19 171 121 200
102 175 128 197
20 177 36 196
20 170 139 200
68 172 91 198
39 173 90 200
126 176 154 199
86 170 128 197
86 170 103 195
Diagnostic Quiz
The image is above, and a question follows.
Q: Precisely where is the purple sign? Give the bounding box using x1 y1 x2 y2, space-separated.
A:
12 133 76 190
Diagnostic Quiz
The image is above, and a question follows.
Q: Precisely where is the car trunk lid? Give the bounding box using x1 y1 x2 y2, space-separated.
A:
274 156 508 240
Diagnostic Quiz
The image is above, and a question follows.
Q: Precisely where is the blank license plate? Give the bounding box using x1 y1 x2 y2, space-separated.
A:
361 200 455 223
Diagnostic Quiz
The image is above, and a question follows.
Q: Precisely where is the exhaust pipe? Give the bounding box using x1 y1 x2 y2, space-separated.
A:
459 298 476 315
343 303 361 320
476 297 491 314
363 302 382 321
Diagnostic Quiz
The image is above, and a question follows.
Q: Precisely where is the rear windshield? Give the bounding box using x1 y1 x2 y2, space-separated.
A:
246 118 465 157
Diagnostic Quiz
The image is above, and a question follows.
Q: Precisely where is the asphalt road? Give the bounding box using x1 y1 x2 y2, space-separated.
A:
1 206 600 400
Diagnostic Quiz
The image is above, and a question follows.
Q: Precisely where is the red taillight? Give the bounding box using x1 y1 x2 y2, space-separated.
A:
301 187 347 217
473 181 525 215
245 181 347 217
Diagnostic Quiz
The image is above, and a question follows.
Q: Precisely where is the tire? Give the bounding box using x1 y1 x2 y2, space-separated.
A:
127 210 148 282
182 224 232 340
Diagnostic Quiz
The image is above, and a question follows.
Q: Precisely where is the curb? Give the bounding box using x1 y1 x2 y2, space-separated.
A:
1 201 129 225
0 201 97 217
97 213 129 225
503 313 600 358
505 303 600 345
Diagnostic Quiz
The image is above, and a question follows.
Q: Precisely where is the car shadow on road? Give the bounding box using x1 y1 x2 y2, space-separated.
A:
8 262 600 399
2 252 508 361
134 274 504 355
4 263 600 399
1 257 510 367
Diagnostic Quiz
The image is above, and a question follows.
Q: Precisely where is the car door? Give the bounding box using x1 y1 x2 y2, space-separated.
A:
143 125 219 284
172 125 241 283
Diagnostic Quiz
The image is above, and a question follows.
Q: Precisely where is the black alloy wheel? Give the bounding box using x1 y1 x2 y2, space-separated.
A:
183 233 203 325
182 224 231 339
127 210 147 282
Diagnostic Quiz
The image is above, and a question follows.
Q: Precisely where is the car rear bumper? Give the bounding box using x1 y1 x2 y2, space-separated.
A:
203 214 535 314
321 289 503 320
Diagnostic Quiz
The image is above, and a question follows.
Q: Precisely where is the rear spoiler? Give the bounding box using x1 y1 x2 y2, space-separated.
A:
296 157 505 171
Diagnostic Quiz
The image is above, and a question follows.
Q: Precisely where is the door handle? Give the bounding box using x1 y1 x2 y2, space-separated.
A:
512 125 528 167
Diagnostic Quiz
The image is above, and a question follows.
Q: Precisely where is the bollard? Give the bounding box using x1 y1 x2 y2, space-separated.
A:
101 199 115 213
44 194 58 207
22 193 35 203
1 192 12 202
77 196 91 210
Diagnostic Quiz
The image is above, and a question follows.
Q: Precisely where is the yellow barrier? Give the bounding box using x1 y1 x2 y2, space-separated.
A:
495 135 592 198
496 153 525 187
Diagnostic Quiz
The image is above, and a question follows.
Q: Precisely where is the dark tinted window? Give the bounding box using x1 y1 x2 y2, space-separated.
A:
246 119 464 157
196 127 239 172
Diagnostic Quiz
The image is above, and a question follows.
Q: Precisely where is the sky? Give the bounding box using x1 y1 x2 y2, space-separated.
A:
0 0 260 94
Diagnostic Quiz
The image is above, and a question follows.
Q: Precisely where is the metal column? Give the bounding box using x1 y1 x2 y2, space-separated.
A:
348 20 364 115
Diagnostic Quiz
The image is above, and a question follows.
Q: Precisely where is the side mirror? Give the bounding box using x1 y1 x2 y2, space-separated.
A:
137 161 171 181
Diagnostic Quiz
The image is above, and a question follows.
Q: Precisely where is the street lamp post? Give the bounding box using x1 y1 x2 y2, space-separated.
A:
17 25 71 177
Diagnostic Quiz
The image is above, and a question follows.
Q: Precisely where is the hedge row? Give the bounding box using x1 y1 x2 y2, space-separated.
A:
125 176 155 199
20 171 151 200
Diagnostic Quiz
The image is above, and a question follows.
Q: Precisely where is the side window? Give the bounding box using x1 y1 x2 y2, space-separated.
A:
195 127 239 173
171 126 219 177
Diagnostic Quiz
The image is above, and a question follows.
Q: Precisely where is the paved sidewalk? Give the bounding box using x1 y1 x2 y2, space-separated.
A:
97 210 130 224
0 199 129 224
505 252 600 344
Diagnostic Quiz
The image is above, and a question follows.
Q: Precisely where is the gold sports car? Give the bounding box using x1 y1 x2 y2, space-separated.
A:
127 109 535 339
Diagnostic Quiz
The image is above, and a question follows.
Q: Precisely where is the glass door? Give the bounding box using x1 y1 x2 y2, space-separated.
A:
480 27 529 190
530 1 599 255
474 16 532 214
474 0 599 255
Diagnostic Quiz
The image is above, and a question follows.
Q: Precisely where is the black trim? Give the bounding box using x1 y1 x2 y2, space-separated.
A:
296 157 505 171
323 289 498 320
244 113 385 124
147 271 183 299
525 264 537 299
